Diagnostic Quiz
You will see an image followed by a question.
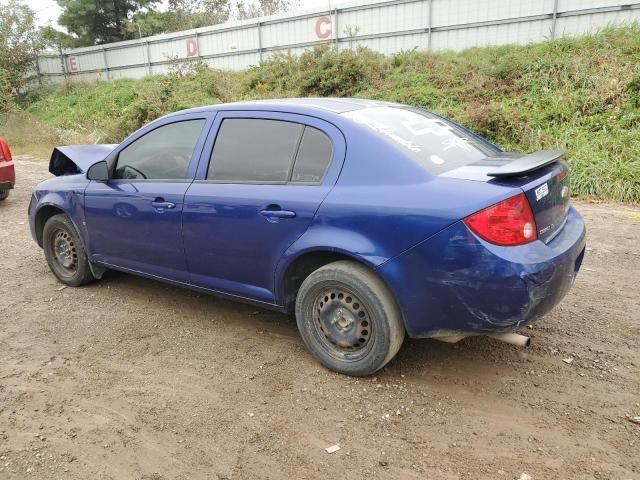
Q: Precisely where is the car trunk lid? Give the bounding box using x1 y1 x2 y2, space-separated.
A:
442 151 571 243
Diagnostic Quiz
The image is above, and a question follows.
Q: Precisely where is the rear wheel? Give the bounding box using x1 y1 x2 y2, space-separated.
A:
43 214 95 287
0 189 8 201
295 260 405 376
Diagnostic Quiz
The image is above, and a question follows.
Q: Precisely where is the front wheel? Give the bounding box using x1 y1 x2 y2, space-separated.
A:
295 260 405 376
43 214 96 287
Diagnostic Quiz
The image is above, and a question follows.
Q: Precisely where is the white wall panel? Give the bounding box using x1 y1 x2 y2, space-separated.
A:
555 9 640 35
107 45 146 68
149 63 172 76
432 19 553 51
149 38 191 63
338 2 428 37
70 51 104 71
431 0 554 28
38 57 63 74
261 16 322 48
35 0 640 82
559 0 623 11
199 27 260 55
207 52 261 70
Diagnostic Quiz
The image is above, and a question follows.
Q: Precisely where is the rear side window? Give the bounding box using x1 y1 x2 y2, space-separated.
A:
208 118 333 184
208 119 303 182
291 127 333 183
114 119 205 180
342 107 497 174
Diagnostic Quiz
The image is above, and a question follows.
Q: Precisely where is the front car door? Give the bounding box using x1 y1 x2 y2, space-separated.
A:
182 111 346 304
84 113 212 282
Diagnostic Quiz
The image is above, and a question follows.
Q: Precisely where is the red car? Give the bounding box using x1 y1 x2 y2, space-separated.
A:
0 138 15 201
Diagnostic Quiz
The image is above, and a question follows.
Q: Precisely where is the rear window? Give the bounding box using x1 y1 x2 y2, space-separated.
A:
342 106 497 174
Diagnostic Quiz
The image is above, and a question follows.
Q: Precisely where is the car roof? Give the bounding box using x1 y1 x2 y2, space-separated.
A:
163 97 401 118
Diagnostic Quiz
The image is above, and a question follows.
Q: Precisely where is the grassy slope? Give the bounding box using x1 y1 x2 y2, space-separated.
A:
2 25 639 202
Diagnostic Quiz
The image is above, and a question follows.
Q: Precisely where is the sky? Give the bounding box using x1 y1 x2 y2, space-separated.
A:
24 0 344 29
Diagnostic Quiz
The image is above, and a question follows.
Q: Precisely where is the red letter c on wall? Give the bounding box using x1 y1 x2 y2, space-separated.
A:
315 16 332 40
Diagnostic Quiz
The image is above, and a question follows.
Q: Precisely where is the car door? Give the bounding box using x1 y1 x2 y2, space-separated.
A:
182 111 346 303
84 114 212 282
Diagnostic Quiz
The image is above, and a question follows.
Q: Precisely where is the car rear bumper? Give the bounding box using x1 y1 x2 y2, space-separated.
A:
377 206 586 338
0 160 15 189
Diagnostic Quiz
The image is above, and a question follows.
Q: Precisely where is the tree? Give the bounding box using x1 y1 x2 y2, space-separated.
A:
235 0 299 20
165 0 299 32
0 0 40 96
130 10 171 37
166 0 231 32
40 25 84 49
56 0 161 45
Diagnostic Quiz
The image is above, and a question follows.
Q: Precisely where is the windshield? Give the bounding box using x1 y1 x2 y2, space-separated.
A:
342 106 498 174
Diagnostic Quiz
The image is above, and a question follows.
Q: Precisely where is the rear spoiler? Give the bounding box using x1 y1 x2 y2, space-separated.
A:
486 150 563 178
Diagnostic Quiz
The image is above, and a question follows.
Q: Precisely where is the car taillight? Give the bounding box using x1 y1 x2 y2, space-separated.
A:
463 193 537 246
0 139 12 163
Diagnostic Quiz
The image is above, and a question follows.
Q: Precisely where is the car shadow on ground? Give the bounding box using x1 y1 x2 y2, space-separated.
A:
98 269 531 380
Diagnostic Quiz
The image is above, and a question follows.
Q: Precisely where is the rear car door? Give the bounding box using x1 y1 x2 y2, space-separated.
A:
182 111 345 303
84 114 211 282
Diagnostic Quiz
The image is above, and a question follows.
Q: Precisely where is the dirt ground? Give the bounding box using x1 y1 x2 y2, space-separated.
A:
0 157 639 480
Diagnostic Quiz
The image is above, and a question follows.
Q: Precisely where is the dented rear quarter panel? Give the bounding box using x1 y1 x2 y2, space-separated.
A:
376 206 586 337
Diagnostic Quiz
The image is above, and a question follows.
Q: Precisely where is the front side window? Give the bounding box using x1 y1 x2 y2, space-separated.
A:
113 119 206 180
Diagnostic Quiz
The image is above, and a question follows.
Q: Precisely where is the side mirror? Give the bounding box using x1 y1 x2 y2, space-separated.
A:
87 161 109 182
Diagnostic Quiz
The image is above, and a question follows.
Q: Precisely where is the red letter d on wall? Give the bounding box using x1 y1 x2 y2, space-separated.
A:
186 38 198 58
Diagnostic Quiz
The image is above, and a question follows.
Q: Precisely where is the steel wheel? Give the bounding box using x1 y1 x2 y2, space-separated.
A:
42 214 96 287
296 261 405 376
52 229 79 275
313 287 373 360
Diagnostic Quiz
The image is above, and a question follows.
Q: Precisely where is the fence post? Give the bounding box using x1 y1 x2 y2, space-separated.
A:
551 0 559 39
427 0 433 51
146 41 151 75
257 21 263 62
102 47 110 81
58 47 67 78
333 7 339 52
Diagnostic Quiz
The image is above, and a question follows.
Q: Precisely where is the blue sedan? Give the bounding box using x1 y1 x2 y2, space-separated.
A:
28 98 586 376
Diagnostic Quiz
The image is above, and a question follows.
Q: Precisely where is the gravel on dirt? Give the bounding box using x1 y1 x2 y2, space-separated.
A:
1 158 639 479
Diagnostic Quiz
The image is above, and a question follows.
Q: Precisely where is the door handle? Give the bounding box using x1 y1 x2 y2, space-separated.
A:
152 200 176 210
260 205 296 220
260 210 296 219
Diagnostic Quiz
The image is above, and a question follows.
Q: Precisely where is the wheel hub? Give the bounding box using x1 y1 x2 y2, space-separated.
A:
335 308 353 330
314 290 371 353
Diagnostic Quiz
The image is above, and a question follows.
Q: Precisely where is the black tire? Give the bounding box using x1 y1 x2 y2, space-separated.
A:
0 189 8 201
43 214 96 287
295 260 405 376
